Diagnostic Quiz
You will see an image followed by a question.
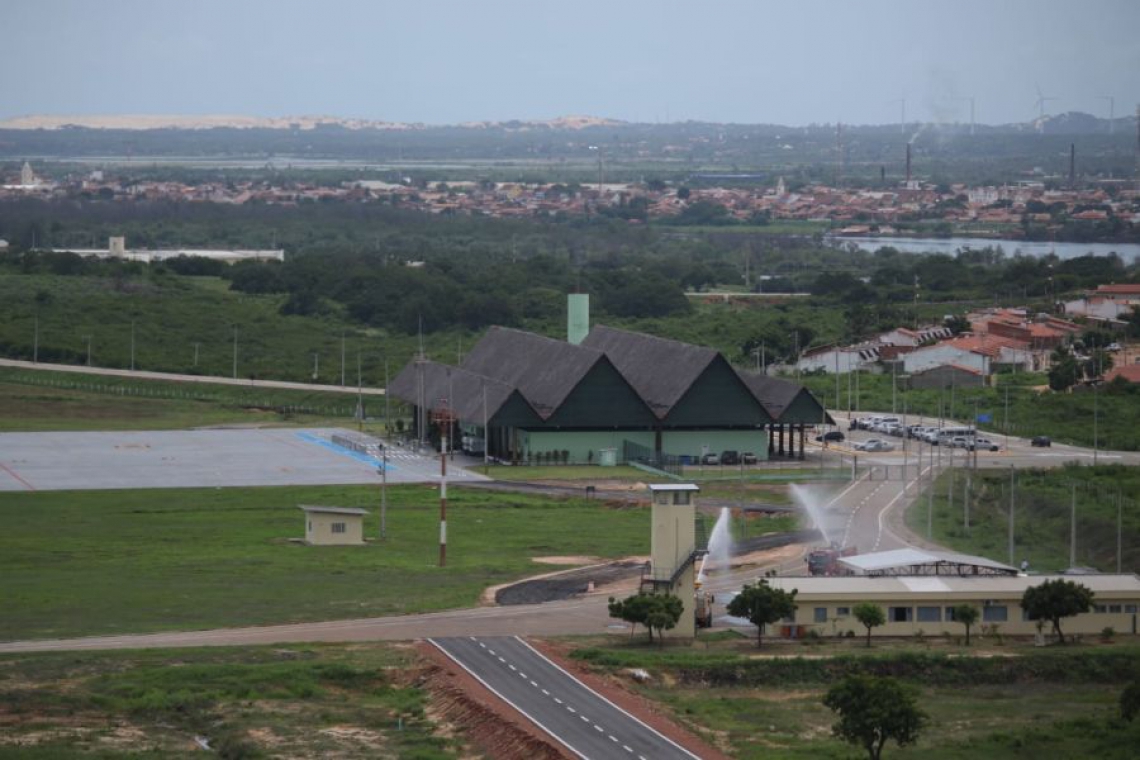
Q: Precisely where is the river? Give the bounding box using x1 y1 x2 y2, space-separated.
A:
829 235 1140 262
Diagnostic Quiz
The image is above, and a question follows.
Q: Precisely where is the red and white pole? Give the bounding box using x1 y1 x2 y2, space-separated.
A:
439 434 447 567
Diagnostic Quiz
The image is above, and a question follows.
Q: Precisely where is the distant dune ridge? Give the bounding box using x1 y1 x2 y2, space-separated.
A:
0 114 624 131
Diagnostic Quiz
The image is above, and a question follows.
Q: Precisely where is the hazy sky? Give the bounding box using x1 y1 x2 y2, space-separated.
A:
5 0 1139 126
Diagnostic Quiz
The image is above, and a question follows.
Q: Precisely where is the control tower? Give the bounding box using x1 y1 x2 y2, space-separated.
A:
642 483 703 637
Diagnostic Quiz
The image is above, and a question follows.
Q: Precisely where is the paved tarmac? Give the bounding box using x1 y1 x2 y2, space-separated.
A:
0 427 487 491
431 636 701 760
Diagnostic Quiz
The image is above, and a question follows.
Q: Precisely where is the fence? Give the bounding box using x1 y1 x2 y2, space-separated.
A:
621 439 684 478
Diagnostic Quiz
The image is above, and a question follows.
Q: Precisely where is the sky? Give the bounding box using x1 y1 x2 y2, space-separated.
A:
5 0 1140 126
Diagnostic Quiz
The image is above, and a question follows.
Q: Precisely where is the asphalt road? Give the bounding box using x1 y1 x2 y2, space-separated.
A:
430 636 700 760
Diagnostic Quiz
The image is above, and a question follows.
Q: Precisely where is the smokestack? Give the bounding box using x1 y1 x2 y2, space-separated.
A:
567 293 589 345
1070 143 1076 188
905 144 911 185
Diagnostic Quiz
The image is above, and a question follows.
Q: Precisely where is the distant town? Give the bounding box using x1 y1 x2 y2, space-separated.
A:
4 160 1139 243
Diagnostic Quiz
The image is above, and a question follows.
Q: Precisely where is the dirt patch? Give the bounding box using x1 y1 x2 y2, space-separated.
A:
417 642 570 760
494 561 647 605
534 639 732 760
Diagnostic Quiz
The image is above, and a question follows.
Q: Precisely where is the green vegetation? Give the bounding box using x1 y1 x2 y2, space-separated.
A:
0 484 649 641
0 644 458 758
906 464 1140 573
725 579 798 648
1022 579 1097 644
0 368 387 431
801 371 1140 450
570 641 1140 759
823 675 927 760
607 593 684 644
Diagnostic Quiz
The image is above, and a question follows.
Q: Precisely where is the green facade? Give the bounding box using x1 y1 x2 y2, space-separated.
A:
520 429 654 464
518 428 769 465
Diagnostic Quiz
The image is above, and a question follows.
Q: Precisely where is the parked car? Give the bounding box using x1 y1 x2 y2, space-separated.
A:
720 450 741 465
1107 342 1122 352
882 423 905 437
969 437 1000 452
741 451 758 464
948 436 973 449
815 430 846 443
1031 436 1052 447
855 439 895 452
905 424 926 439
701 452 720 465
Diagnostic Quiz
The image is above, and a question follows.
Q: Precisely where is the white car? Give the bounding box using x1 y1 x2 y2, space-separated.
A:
969 437 1000 452
855 439 895 452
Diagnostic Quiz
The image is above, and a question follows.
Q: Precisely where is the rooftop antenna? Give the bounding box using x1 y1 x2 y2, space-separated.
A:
1097 95 1115 134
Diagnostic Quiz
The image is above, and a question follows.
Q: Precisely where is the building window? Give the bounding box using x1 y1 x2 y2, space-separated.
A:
1095 605 1107 614
836 607 850 617
676 491 691 505
983 605 1008 622
917 606 941 623
889 607 913 623
308 521 312 532
1109 604 1122 614
1126 605 1137 614
814 607 828 623
332 522 347 534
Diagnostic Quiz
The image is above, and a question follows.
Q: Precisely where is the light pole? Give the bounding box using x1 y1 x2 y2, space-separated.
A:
32 315 39 363
84 335 92 366
379 444 388 539
130 319 136 371
231 325 238 379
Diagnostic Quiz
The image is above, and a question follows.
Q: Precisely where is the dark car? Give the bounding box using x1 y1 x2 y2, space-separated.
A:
814 430 845 443
1031 436 1052 447
720 450 741 465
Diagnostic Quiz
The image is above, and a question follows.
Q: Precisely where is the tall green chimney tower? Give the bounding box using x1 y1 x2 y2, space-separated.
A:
567 293 590 345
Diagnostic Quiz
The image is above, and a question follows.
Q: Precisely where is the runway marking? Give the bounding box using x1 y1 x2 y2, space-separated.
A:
0 461 36 491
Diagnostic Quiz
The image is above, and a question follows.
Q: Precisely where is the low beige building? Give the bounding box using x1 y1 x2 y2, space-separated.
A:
758 574 1140 638
299 505 368 546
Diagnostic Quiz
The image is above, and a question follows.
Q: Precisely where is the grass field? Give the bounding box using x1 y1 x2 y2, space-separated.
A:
905 464 1140 573
0 367 396 432
0 644 457 759
0 484 650 641
570 637 1140 760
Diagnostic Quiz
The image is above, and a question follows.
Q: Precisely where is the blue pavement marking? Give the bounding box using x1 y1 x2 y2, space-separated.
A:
295 431 396 471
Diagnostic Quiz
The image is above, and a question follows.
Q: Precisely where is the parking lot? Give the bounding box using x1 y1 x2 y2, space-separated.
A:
0 427 488 492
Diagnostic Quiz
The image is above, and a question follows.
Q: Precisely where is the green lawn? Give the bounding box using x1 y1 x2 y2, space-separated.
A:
0 366 402 432
906 464 1140 573
0 484 650 641
0 644 458 759
570 640 1140 760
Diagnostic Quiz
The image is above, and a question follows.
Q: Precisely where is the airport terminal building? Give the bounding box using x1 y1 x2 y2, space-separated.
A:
388 300 831 464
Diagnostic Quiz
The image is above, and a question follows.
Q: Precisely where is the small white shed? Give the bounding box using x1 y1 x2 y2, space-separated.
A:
299 505 369 546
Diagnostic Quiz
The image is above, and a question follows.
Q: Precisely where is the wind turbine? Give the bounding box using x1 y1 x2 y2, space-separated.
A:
1097 95 1115 134
1034 85 1058 121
